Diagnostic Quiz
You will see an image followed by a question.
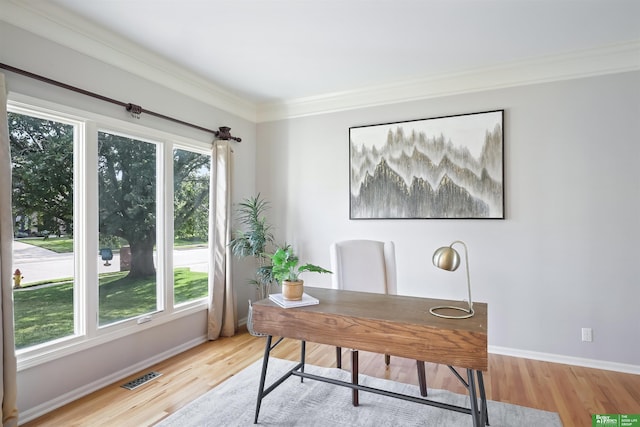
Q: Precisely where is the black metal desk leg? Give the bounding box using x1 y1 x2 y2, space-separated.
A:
417 360 428 397
254 335 273 424
300 341 306 383
467 369 480 427
351 349 359 407
477 371 489 426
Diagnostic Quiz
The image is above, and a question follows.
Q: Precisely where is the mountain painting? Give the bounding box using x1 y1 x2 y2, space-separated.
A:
349 110 504 219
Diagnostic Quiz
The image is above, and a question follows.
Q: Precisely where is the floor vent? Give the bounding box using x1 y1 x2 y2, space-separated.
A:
121 371 162 390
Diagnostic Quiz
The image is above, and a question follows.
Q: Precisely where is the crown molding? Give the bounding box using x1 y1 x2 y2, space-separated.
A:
256 40 640 122
1 0 257 122
3 1 639 125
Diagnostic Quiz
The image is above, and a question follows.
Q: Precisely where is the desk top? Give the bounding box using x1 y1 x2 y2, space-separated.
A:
252 287 488 371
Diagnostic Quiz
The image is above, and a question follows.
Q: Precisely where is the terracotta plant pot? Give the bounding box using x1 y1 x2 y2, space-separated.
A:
282 280 304 301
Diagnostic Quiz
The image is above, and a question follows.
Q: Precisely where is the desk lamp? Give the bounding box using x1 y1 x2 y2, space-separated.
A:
430 240 474 319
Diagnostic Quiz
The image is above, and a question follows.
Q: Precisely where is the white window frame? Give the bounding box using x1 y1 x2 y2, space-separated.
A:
9 94 211 370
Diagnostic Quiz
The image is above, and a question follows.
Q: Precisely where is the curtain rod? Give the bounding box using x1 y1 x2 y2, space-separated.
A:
0 62 241 142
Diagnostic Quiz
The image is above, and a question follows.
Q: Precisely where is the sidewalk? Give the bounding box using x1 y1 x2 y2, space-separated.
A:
13 240 74 285
12 240 208 285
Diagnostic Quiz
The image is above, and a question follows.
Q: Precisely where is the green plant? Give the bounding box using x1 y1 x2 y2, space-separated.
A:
229 194 276 299
268 246 331 283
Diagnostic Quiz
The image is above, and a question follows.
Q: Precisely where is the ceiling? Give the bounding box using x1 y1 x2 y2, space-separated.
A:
4 0 640 120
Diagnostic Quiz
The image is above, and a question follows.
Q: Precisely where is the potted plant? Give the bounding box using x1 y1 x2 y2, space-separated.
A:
229 194 276 301
268 245 331 300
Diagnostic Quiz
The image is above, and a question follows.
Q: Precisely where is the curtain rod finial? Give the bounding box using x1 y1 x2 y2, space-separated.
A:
125 103 142 119
214 126 241 142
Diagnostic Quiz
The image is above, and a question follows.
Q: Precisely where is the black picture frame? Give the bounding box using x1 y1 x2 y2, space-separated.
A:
349 110 504 219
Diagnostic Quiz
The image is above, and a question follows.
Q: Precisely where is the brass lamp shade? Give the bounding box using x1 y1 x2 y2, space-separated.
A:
432 246 460 272
430 241 474 319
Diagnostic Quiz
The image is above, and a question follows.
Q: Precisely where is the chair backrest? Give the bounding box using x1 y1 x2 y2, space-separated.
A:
329 240 397 295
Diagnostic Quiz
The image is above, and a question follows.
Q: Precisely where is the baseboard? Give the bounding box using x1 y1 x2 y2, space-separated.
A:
19 335 208 424
489 345 640 375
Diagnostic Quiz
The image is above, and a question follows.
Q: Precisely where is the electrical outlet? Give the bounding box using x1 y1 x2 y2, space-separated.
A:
581 328 593 342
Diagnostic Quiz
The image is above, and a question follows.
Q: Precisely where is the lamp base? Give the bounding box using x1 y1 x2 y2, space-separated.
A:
429 305 474 319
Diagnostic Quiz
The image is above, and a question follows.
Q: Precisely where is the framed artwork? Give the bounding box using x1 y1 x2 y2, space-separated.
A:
349 110 504 219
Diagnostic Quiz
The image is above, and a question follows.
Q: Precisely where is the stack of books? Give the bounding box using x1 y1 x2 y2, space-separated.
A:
268 293 319 308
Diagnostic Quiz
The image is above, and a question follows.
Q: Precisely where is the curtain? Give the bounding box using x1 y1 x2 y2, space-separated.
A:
207 140 236 340
0 73 19 426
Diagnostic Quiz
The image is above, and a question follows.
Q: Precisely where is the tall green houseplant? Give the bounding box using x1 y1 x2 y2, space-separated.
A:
229 194 276 301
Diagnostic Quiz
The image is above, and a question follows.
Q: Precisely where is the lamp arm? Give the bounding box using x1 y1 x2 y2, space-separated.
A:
451 240 473 312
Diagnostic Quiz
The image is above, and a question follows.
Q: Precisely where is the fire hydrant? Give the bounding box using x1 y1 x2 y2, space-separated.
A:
13 269 23 289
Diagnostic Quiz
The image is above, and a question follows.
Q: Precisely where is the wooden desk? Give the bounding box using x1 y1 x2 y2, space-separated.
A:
251 287 488 426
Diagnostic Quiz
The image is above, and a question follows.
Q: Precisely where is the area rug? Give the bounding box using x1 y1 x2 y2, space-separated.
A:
155 358 562 426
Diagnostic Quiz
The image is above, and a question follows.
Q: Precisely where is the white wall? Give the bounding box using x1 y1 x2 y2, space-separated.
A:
1 22 259 419
256 71 640 369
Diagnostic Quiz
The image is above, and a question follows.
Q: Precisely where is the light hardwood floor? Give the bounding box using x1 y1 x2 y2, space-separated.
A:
22 329 640 427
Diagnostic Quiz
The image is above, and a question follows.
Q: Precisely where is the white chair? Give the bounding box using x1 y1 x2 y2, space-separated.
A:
329 240 427 404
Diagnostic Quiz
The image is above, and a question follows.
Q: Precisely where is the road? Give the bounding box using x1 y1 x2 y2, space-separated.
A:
12 240 209 286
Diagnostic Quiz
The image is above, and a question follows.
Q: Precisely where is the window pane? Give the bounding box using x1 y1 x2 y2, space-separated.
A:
173 149 210 305
98 132 157 325
10 112 75 349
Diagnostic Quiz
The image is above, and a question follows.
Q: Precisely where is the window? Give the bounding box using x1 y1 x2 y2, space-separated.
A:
10 110 77 350
173 148 210 305
98 131 159 326
9 98 211 361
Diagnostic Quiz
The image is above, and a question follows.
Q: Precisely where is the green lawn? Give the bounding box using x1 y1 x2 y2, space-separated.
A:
18 237 74 253
13 268 208 349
